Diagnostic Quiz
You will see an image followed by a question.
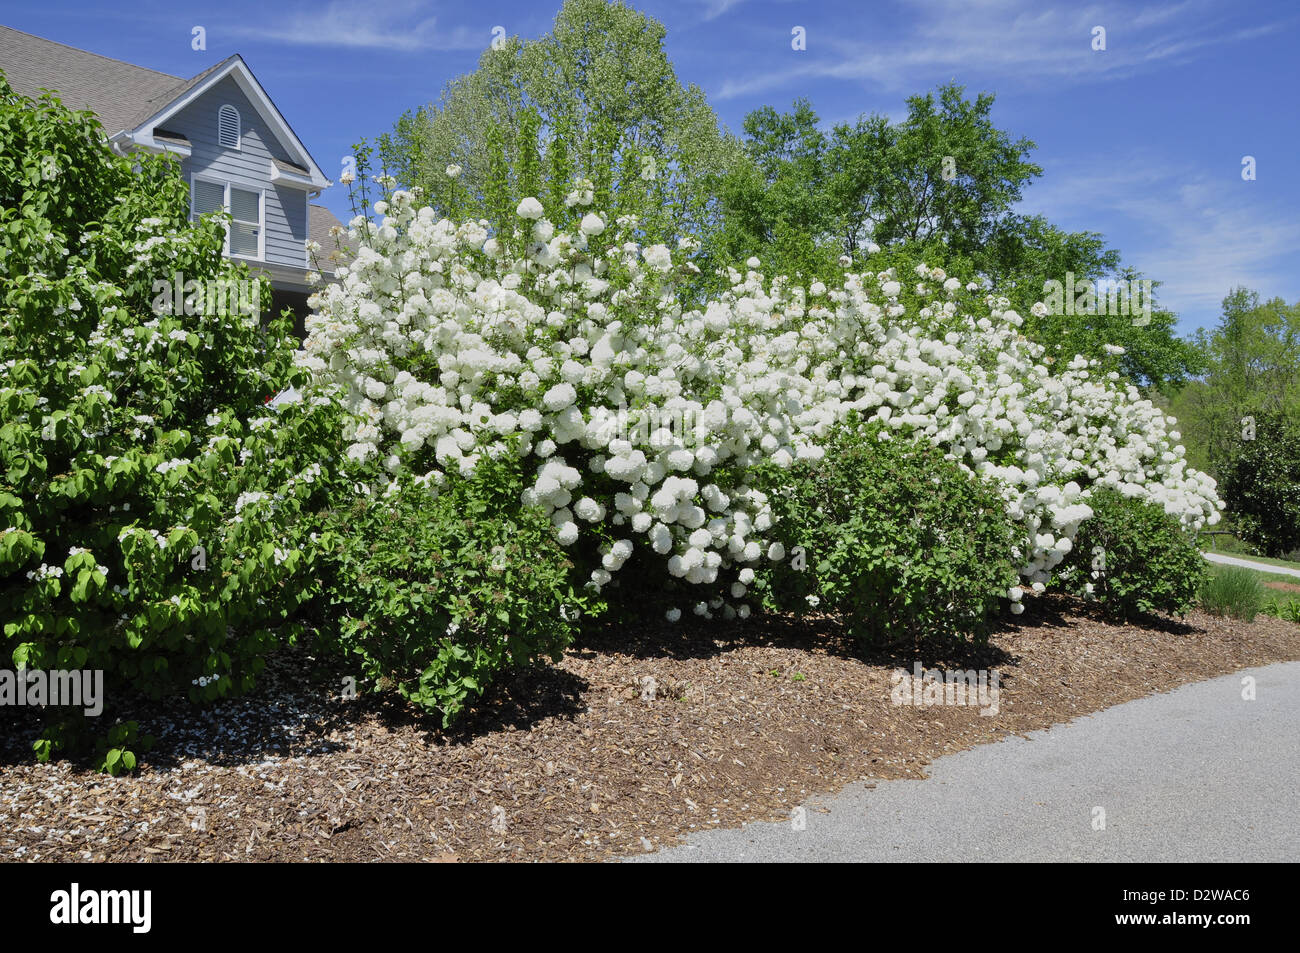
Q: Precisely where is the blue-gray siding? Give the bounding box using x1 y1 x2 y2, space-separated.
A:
168 75 308 270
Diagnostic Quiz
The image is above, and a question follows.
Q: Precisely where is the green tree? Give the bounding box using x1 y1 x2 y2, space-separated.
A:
713 84 1040 280
857 85 1041 258
1219 412 1300 558
713 85 1199 388
711 99 840 282
379 0 740 245
1170 287 1300 475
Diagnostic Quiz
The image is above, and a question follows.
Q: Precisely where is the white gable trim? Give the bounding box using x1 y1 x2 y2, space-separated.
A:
128 57 331 190
111 129 192 158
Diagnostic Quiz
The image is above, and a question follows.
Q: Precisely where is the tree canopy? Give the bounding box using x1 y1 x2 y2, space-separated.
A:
711 85 1200 388
1170 287 1300 475
379 0 740 246
378 7 1205 390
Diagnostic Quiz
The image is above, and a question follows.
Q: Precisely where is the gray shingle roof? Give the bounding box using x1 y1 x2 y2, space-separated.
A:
121 55 238 133
273 157 310 176
308 205 357 274
0 24 232 136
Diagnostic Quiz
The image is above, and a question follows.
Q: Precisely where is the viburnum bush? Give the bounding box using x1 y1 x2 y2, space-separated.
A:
0 75 344 768
314 452 584 727
299 176 1222 623
756 416 1019 645
1052 488 1206 619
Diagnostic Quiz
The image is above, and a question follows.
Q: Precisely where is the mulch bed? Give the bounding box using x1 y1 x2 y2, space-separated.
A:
3 596 1299 862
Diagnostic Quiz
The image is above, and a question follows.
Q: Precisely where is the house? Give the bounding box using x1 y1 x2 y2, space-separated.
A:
0 24 352 321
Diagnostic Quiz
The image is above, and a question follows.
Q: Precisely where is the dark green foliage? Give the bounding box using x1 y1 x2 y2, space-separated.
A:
755 418 1019 645
1054 489 1205 619
1219 412 1300 559
315 460 583 727
0 72 344 770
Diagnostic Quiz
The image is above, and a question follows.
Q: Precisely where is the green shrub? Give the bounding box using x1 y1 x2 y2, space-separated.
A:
0 73 344 769
315 458 583 726
1220 412 1300 558
754 418 1019 645
1262 594 1300 623
1199 567 1263 621
1054 488 1205 619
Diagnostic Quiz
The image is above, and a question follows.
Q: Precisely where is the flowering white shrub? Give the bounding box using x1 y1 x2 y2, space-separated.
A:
1 76 351 769
299 188 1220 617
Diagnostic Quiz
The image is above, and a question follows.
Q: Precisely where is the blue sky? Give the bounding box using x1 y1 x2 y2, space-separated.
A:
5 0 1298 333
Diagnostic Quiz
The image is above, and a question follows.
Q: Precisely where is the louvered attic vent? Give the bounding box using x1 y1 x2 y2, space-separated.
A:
218 104 240 149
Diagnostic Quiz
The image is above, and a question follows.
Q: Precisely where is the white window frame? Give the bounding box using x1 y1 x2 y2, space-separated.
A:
190 174 265 262
218 104 241 150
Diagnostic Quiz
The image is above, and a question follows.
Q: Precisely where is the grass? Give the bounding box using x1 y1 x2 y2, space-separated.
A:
1198 532 1259 557
1263 596 1300 623
1254 570 1300 622
1199 566 1263 621
1198 561 1300 622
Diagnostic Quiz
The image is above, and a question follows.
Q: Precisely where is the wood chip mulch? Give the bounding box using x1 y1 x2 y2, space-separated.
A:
3 596 1298 863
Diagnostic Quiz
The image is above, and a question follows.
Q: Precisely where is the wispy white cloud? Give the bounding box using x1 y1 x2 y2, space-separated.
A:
226 1 482 52
1019 156 1300 327
694 0 748 21
716 0 1289 100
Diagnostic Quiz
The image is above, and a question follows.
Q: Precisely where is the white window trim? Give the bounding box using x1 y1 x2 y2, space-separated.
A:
190 174 265 262
218 104 241 151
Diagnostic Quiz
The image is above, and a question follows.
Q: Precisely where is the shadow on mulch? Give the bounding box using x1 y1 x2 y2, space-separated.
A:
0 648 356 772
0 640 594 772
577 604 1017 671
0 593 1193 773
1001 592 1200 637
371 665 590 746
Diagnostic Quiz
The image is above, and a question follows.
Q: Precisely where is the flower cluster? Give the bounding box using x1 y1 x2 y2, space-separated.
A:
299 190 1221 616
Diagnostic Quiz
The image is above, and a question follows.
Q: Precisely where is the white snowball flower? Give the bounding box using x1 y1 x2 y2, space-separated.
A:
298 191 1222 619
516 197 544 220
543 383 577 411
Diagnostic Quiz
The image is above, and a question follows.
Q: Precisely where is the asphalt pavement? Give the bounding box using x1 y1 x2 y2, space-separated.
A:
1203 552 1300 579
631 662 1300 862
